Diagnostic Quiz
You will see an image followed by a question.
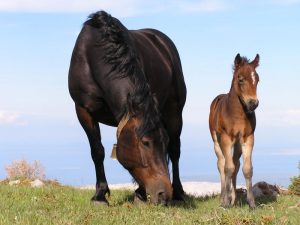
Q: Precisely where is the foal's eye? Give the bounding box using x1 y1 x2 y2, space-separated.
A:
238 77 244 84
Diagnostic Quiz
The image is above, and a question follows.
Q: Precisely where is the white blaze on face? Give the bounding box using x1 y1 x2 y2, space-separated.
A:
251 71 256 85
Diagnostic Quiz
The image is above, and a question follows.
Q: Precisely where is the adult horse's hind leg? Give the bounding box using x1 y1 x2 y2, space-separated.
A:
76 105 110 205
242 135 256 209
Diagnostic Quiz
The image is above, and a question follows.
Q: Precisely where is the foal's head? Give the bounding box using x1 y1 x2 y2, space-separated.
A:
232 53 260 113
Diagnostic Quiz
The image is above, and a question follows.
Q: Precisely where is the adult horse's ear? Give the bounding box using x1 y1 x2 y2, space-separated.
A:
251 54 260 68
234 53 242 68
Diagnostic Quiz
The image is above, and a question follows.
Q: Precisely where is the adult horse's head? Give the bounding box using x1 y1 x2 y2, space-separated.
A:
116 114 172 205
232 54 260 113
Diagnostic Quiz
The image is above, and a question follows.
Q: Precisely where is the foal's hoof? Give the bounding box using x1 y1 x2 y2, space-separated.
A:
220 203 230 209
248 202 256 210
220 200 232 209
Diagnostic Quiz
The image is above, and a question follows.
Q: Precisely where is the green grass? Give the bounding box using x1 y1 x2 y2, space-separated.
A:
0 183 299 225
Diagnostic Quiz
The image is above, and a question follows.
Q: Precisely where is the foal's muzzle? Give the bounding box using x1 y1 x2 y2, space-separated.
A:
246 99 259 112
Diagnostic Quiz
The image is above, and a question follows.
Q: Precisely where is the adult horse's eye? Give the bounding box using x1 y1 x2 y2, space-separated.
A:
142 140 150 147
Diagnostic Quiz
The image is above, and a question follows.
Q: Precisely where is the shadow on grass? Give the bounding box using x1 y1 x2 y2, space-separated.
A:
170 194 218 209
235 191 278 208
110 189 278 209
111 190 218 209
109 190 135 206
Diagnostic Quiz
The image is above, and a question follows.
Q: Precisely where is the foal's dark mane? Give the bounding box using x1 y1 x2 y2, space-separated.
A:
84 11 163 138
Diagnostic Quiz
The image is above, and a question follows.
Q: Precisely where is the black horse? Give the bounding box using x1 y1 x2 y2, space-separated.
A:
68 11 186 205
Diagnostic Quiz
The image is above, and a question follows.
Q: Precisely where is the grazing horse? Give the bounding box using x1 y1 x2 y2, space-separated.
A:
209 54 260 209
68 11 186 205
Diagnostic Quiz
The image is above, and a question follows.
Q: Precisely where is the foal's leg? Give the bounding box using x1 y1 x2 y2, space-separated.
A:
76 105 110 205
231 143 242 206
220 134 235 208
213 140 226 206
241 135 255 209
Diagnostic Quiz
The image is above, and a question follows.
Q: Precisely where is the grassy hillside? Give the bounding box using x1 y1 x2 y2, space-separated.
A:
0 182 299 225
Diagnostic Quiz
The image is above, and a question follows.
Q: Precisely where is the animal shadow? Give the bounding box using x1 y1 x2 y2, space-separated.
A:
110 190 217 209
235 189 278 207
169 194 218 209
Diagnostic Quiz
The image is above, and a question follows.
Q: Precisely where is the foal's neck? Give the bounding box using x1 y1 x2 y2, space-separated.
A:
227 87 247 118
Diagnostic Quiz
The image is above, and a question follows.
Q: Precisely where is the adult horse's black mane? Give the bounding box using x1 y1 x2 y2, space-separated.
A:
84 11 161 138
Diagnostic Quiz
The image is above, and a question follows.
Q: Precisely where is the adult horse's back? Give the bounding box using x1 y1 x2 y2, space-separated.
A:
68 11 186 205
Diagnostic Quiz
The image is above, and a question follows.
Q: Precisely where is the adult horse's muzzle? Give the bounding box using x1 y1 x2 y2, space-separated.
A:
145 176 173 205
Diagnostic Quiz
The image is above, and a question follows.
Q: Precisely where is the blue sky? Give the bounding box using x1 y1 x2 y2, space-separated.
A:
0 1 299 185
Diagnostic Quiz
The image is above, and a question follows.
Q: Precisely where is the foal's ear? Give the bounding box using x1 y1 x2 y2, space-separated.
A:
234 53 242 68
251 54 260 68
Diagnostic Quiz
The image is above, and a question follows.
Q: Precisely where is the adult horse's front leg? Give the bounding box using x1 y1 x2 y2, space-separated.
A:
164 113 184 201
169 136 184 200
76 105 110 205
242 135 256 209
134 186 147 204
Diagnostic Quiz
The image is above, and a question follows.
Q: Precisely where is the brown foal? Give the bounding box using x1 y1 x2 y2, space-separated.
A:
209 54 260 209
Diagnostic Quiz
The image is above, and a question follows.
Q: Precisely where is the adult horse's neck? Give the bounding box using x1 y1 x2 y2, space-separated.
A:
85 11 162 137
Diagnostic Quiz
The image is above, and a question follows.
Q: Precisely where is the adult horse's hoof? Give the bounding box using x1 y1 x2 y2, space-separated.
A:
91 195 109 206
134 195 147 205
173 196 185 202
172 191 185 202
91 199 109 206
134 187 147 204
